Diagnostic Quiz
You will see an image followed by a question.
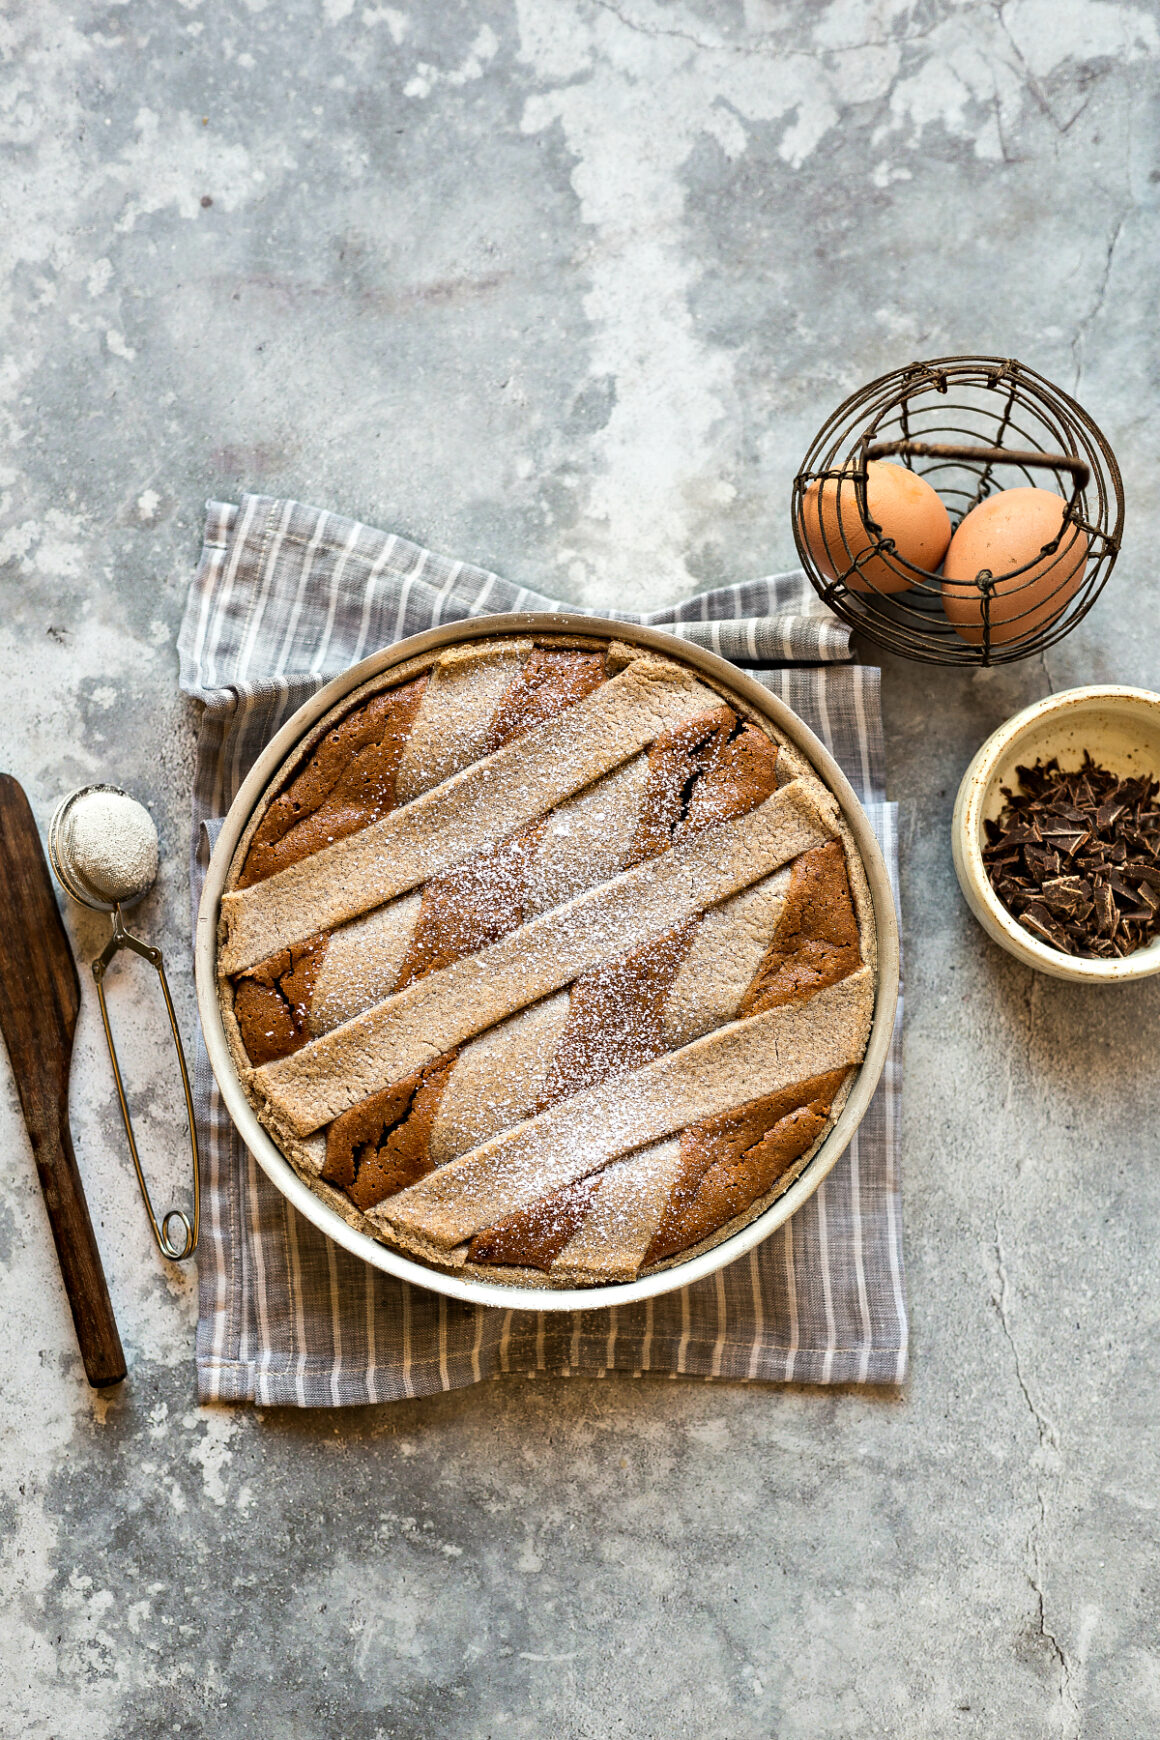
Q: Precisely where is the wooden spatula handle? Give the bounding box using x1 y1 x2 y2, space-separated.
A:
0 773 126 1388
32 1116 126 1387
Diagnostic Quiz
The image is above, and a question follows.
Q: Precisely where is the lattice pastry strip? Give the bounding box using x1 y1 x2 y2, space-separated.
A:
288 840 864 1281
373 969 874 1261
465 1063 851 1286
249 777 840 1139
230 699 783 1064
220 648 722 974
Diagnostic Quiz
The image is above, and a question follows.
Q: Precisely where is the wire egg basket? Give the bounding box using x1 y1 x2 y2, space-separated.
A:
791 356 1124 666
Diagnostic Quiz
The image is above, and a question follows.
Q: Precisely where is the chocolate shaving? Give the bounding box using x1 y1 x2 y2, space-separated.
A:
982 754 1160 959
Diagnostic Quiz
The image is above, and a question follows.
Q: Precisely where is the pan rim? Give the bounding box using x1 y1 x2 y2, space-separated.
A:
194 613 900 1312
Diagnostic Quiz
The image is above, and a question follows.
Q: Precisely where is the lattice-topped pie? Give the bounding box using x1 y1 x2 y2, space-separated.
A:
217 634 876 1288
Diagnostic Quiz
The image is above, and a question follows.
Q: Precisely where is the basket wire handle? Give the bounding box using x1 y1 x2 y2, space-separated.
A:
865 438 1090 492
92 906 200 1262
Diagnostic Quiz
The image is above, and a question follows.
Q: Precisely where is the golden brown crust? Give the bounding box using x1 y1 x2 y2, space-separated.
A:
320 1050 458 1211
231 933 329 1066
223 648 443 909
467 1173 604 1270
372 969 874 1253
394 820 547 991
248 778 841 1137
643 1067 851 1264
218 652 722 975
226 696 782 1068
626 706 779 866
536 920 698 1109
738 839 862 1015
637 1065 860 1278
395 640 532 803
487 648 606 750
237 677 428 888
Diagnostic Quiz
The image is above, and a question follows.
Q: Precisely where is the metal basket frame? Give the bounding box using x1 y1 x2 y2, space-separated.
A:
791 356 1124 666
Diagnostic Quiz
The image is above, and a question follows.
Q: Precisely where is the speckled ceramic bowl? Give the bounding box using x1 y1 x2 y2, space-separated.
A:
195 614 900 1310
952 685 1160 983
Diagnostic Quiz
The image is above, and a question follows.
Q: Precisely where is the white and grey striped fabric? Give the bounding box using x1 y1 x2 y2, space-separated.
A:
178 494 906 1405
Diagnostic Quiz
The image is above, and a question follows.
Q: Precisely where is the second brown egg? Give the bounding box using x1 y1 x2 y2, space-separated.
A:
941 487 1088 647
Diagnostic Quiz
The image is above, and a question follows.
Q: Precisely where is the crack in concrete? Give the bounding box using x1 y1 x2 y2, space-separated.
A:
1072 211 1128 394
990 88 1027 167
588 0 744 54
993 1217 1080 1730
1039 640 1055 697
586 0 938 63
993 0 1077 140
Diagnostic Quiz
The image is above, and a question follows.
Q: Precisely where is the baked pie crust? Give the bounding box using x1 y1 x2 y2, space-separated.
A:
217 634 877 1289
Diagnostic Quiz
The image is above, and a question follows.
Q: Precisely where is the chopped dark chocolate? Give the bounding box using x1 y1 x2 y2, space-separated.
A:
982 753 1160 959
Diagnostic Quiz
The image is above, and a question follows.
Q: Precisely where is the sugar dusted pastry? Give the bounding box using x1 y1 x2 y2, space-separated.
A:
218 635 876 1288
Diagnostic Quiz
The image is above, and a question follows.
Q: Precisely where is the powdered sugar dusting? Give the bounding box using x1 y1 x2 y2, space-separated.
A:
228 640 871 1286
220 654 720 974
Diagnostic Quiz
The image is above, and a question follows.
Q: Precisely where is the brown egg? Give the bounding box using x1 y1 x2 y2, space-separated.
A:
800 460 951 594
941 488 1088 647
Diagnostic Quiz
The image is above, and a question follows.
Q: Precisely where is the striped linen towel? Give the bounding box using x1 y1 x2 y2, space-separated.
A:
178 494 907 1405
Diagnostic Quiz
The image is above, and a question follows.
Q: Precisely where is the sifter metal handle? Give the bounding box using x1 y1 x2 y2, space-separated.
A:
92 907 200 1262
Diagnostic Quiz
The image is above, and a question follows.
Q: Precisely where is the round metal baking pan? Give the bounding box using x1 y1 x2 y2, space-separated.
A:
195 614 900 1311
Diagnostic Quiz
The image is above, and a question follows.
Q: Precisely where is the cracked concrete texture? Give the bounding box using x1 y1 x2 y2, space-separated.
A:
1 1 1158 1734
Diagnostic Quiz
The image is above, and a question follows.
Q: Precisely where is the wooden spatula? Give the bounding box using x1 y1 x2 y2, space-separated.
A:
0 774 125 1387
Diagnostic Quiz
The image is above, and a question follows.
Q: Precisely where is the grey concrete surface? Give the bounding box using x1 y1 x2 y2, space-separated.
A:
2 2 1159 1735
